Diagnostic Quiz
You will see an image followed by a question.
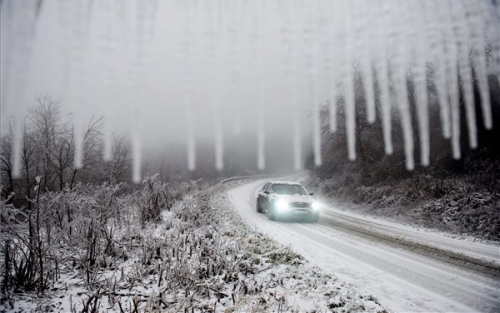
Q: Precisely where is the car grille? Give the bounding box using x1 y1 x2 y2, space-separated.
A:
291 202 310 208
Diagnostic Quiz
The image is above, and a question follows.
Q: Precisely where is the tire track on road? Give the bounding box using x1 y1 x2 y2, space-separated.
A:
318 210 500 279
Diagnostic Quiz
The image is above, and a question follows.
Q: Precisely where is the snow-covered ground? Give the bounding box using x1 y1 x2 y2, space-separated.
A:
1 182 387 312
227 179 500 313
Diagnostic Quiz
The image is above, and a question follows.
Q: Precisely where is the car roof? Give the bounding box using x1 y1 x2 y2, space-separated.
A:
268 181 303 186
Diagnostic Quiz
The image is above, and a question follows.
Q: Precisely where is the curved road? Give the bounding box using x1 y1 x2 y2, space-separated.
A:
227 179 500 313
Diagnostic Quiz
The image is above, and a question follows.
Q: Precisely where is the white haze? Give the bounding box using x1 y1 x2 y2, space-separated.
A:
1 0 499 182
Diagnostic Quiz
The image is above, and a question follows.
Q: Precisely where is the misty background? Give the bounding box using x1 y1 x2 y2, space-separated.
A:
2 0 320 177
1 0 499 185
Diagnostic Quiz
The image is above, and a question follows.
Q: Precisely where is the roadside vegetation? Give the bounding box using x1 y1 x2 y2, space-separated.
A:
0 176 386 312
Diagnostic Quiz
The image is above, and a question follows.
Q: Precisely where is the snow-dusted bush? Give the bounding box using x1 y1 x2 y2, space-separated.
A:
0 181 129 296
311 172 500 241
135 174 171 227
0 174 202 308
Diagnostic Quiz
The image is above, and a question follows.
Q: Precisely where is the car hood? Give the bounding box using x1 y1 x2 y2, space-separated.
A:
270 194 314 203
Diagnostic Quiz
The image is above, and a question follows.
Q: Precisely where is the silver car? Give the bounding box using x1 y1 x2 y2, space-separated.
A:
256 181 320 222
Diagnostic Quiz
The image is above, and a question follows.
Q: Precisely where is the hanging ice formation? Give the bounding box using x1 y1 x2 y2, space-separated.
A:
229 1 243 136
304 0 322 167
207 0 224 171
281 0 302 171
130 0 158 183
99 0 117 162
1 0 41 178
181 0 196 171
59 0 92 169
2 0 500 180
252 0 266 171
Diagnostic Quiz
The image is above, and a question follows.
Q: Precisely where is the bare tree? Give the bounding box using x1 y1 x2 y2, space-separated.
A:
0 119 15 199
1 95 135 204
28 96 61 191
104 133 132 184
21 122 40 208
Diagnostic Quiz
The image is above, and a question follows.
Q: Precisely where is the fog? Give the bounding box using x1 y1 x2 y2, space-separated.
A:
2 0 316 177
1 0 499 181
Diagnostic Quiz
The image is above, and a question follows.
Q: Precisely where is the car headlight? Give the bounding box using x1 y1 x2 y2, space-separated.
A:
275 200 289 211
311 202 320 210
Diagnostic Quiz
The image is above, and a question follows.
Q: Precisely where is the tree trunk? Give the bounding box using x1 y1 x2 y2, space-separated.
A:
69 168 77 190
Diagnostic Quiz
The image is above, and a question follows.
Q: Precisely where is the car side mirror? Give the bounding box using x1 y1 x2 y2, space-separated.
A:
264 191 270 194
309 192 314 196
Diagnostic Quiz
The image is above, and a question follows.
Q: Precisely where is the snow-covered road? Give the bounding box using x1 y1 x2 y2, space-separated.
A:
227 179 500 313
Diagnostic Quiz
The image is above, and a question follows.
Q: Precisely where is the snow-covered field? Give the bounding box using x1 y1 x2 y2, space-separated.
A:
228 179 500 313
1 180 386 312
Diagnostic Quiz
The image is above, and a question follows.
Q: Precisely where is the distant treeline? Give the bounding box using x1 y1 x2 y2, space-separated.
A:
0 96 272 208
0 96 132 208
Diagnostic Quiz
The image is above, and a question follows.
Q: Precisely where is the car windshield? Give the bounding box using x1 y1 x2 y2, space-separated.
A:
272 184 307 195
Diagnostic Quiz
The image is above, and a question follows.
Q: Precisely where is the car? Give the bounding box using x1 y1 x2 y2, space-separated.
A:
256 181 320 222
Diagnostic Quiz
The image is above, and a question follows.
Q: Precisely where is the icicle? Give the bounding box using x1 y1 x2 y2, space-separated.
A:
353 0 376 124
131 96 143 183
339 2 356 161
375 0 393 155
101 0 117 161
344 74 356 162
453 1 478 150
293 102 302 171
329 98 337 133
390 0 414 170
233 6 242 137
182 0 196 171
186 98 196 171
253 0 266 170
130 0 148 183
410 1 430 166
302 0 321 166
257 108 266 170
489 1 500 81
313 90 322 167
326 1 340 133
67 0 92 169
471 0 493 130
3 0 39 178
328 0 340 133
283 2 302 171
440 0 461 159
256 99 266 172
229 1 242 136
132 118 142 184
103 121 113 161
207 0 225 171
449 76 461 161
129 0 158 181
74 118 84 168
11 118 23 178
426 0 451 139
215 110 224 171
307 2 322 167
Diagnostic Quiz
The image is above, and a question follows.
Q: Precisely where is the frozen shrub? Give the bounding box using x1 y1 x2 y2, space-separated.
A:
0 182 128 294
135 174 172 227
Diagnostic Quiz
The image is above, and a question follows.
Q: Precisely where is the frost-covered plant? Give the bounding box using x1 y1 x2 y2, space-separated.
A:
0 181 130 295
0 178 51 295
135 174 172 228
